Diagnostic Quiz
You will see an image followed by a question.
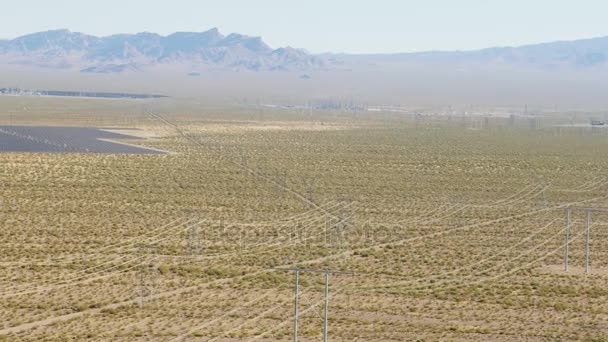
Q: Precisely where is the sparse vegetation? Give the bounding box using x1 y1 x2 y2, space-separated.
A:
0 97 607 340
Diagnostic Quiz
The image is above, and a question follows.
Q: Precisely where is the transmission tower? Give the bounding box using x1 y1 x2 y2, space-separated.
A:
303 177 316 202
135 243 160 308
563 206 608 273
328 200 354 249
187 221 204 257
273 267 354 342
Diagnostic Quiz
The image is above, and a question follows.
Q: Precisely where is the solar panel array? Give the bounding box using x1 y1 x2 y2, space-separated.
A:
0 126 165 154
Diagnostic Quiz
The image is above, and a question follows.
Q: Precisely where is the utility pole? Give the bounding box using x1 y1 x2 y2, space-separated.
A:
564 207 570 272
585 209 590 274
293 270 299 342
273 267 354 342
323 273 329 342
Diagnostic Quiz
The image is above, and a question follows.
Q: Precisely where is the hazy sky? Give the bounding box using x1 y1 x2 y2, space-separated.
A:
2 0 608 53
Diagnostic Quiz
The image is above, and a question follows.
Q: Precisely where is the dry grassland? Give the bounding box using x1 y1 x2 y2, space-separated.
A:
0 98 607 341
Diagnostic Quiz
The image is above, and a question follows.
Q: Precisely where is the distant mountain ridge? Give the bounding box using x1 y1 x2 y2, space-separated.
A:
2 29 608 73
340 36 608 70
0 28 327 72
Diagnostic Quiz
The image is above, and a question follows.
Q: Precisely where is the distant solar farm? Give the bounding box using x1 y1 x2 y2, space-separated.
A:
0 126 165 154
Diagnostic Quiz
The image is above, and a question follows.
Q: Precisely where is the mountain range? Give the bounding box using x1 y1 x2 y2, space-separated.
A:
343 35 608 70
2 29 608 73
0 28 327 73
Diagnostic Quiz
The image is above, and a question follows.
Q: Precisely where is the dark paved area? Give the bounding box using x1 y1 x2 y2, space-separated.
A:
0 126 165 154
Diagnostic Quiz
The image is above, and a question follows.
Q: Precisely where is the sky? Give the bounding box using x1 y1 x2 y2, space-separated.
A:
1 0 608 54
